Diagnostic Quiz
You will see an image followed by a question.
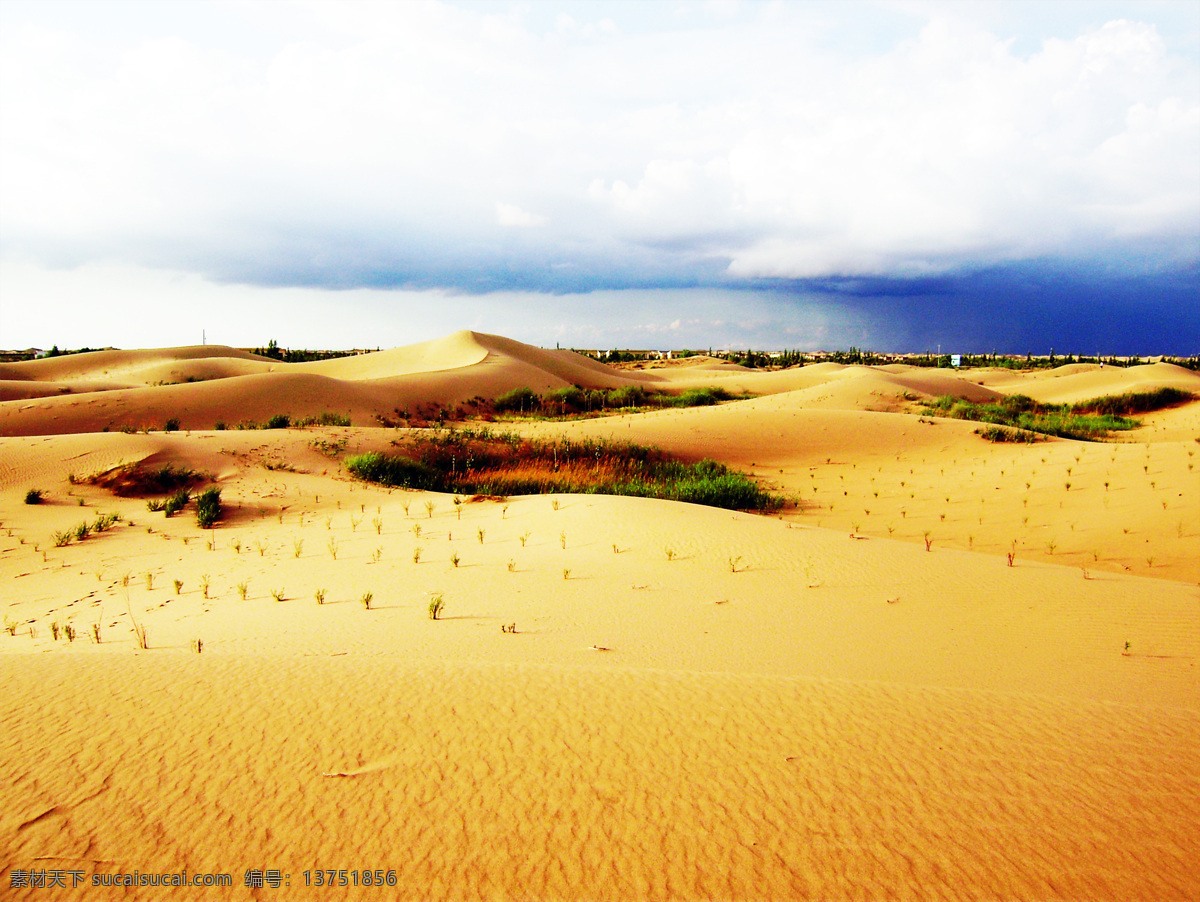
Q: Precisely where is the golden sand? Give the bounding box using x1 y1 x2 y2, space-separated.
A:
2 335 1197 900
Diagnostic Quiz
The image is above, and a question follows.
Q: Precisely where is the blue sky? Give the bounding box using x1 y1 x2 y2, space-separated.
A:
1 0 1197 354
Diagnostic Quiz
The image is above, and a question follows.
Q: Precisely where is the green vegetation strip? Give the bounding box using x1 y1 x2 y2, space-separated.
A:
345 427 781 512
493 385 742 418
925 387 1193 441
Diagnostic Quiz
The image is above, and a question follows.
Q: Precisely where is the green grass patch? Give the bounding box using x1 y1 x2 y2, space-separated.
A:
490 384 743 419
345 427 781 512
920 391 1188 441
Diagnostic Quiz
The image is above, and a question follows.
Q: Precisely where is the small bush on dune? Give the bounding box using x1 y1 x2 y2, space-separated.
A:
345 453 440 490
24 489 44 504
196 487 222 528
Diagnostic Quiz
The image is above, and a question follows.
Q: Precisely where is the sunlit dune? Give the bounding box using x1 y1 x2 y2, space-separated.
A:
1 333 1197 901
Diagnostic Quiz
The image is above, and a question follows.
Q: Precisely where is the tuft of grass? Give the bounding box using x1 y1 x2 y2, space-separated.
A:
428 594 445 620
4 617 17 637
450 551 461 568
665 547 676 561
507 559 516 572
315 588 326 605
53 530 72 547
327 538 338 560
192 638 203 653
372 516 383 535
477 527 485 544
728 555 743 573
361 591 373 610
237 581 249 600
271 588 285 602
412 547 423 564
173 579 183 595
562 568 571 580
200 574 212 598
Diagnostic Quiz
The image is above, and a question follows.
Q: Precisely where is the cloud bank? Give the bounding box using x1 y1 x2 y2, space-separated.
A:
1 0 1197 351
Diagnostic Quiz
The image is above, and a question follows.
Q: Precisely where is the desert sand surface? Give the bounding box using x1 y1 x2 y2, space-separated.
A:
2 334 1198 901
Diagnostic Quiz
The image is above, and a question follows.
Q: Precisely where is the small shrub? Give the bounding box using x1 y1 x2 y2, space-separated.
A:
271 588 286 602
200 574 212 598
266 414 291 429
477 527 485 544
428 594 445 620
164 418 180 432
361 591 373 610
192 638 203 654
173 579 183 595
237 581 249 600
64 623 76 642
24 488 44 504
450 552 461 568
195 487 222 528
315 589 326 605
53 530 71 547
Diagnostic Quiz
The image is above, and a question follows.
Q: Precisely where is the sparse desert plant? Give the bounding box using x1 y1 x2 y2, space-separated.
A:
453 496 463 519
425 500 435 518
255 539 268 557
1146 556 1155 568
237 581 249 600
91 621 101 644
562 568 571 580
4 617 17 636
293 538 303 559
350 515 361 532
923 531 933 552
507 559 516 572
24 488 44 504
132 621 149 650
53 530 71 547
520 531 530 547
373 516 383 535
1046 539 1057 555
361 591 373 610
164 417 180 432
372 547 382 563
502 504 509 519
402 501 411 517
327 537 338 560
73 521 91 541
194 487 222 528
500 622 517 633
428 594 445 620
728 555 743 573
145 572 154 591
665 547 676 561
413 547 423 564
551 498 560 511
477 527 485 544
271 588 286 602
315 588 326 604
559 531 567 550
450 551 460 568
231 537 242 554
121 571 132 588
64 623 76 642
1123 641 1131 655
192 638 203 653
412 523 422 538
173 579 183 595
200 573 212 598
612 543 620 553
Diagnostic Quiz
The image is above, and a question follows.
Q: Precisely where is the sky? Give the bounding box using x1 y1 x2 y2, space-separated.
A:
1 0 1198 354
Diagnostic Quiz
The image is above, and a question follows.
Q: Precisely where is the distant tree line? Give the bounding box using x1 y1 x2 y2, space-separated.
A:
252 339 364 363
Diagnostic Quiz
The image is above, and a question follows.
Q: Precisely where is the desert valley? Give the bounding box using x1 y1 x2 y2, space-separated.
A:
1 330 1197 901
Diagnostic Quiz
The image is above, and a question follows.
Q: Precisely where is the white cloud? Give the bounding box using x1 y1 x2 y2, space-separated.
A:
495 202 546 227
0 0 1195 294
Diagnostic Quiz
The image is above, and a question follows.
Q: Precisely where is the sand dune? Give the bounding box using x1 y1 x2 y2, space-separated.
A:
2 332 1198 900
